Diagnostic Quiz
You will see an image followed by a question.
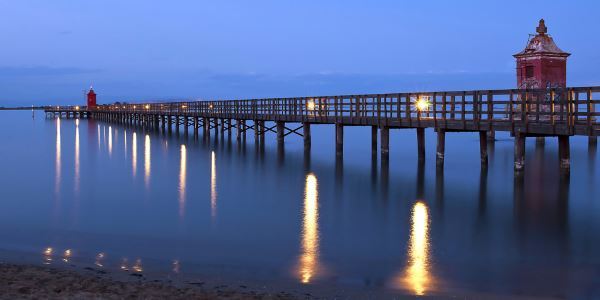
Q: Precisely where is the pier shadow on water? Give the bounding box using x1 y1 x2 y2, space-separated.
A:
0 111 599 298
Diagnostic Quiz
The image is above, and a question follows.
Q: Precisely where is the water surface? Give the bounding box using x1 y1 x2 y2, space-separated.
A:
0 110 599 298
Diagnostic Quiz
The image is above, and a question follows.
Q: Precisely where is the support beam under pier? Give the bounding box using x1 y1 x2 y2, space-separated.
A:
371 126 378 157
436 129 445 166
514 133 526 172
335 123 343 157
303 122 311 151
558 135 570 171
417 128 425 162
381 126 389 160
276 121 285 146
479 131 488 167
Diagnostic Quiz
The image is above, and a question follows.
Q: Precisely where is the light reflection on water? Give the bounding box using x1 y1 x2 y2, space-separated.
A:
298 173 320 284
2 113 600 298
108 126 113 156
74 119 80 193
132 132 137 177
144 134 151 187
54 118 61 195
398 201 433 295
210 150 217 221
179 144 187 217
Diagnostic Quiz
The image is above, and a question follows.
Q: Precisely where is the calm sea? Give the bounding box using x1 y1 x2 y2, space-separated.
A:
0 110 599 298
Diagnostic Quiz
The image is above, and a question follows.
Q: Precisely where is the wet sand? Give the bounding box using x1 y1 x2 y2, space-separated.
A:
0 263 298 299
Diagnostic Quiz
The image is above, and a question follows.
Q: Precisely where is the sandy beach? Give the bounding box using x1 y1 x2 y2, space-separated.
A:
0 263 299 299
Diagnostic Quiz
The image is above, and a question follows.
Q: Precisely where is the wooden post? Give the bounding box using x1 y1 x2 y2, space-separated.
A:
175 116 180 134
335 123 343 157
436 129 445 166
228 119 232 139
254 120 259 144
381 126 389 159
371 126 378 157
241 120 246 142
479 131 488 167
193 117 199 137
417 128 425 162
514 132 526 172
203 117 209 137
214 118 219 137
236 120 242 141
303 122 311 150
259 121 265 145
184 116 189 135
168 116 173 133
590 136 598 148
558 135 570 170
276 121 285 146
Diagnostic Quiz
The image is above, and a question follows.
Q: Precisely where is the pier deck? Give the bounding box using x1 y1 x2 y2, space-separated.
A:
45 86 600 172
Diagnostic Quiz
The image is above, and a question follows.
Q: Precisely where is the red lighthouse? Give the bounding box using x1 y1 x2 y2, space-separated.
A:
514 19 570 89
87 86 97 108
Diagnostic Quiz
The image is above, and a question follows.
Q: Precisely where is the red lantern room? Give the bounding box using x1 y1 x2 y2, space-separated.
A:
514 19 570 89
87 86 97 107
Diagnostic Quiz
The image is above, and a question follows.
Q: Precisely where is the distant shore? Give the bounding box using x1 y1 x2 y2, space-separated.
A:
0 106 47 110
0 262 299 299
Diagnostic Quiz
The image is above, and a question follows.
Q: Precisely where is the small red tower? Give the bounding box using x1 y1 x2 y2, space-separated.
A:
514 19 570 89
87 86 97 107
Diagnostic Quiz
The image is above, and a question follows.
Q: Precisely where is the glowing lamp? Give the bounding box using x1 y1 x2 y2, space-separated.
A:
307 99 316 111
414 97 430 112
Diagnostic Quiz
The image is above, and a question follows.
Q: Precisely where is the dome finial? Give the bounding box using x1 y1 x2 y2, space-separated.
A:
536 19 547 35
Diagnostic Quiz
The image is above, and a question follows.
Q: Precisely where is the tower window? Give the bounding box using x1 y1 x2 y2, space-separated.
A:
525 66 534 78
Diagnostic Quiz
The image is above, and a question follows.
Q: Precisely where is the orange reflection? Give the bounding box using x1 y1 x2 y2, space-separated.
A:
398 201 434 295
63 249 72 263
74 119 80 193
178 144 187 217
132 259 143 272
55 118 61 194
43 247 53 265
108 126 113 156
298 173 320 284
132 132 137 177
210 151 217 220
144 134 151 187
124 130 127 158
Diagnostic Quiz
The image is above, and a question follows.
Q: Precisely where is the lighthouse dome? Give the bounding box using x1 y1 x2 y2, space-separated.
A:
514 19 570 58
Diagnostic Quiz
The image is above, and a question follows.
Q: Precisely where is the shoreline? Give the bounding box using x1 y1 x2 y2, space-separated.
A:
0 262 301 299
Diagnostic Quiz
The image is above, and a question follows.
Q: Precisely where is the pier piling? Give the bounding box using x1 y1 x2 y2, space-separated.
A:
335 123 344 157
436 129 445 166
417 128 425 162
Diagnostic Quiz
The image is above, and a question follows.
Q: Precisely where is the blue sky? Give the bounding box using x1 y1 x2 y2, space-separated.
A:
1 0 600 105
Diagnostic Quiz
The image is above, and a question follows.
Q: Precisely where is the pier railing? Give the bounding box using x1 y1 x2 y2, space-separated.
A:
50 86 600 134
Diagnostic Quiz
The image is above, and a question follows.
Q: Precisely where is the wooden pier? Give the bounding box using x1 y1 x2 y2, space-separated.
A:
45 86 600 172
